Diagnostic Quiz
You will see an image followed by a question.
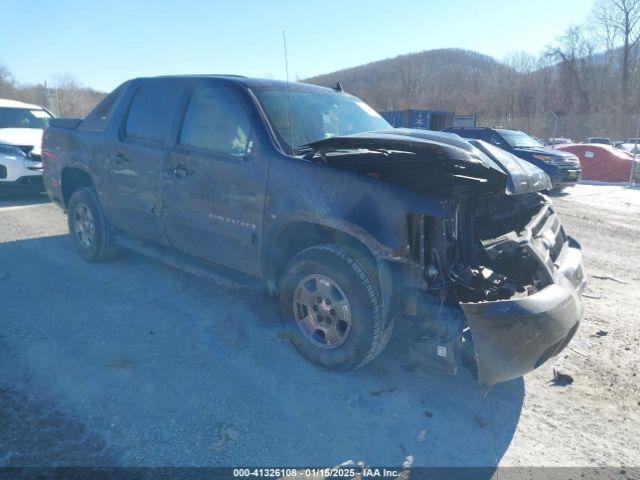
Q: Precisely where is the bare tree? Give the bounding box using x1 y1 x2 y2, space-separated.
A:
593 0 640 109
395 54 424 108
49 73 105 117
503 51 538 74
545 26 594 113
0 64 15 97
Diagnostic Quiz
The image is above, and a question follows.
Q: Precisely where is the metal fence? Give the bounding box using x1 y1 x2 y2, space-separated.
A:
475 113 640 184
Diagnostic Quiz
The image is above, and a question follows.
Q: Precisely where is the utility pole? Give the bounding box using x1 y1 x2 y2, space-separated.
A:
630 113 640 186
44 80 57 115
550 111 559 150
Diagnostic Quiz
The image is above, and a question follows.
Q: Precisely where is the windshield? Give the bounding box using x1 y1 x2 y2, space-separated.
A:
0 107 51 129
497 129 543 148
253 87 392 153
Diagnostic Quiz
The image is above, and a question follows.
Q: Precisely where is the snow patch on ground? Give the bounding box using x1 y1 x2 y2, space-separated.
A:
555 183 640 215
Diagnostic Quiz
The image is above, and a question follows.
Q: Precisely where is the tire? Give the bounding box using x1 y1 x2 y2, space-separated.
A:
67 187 119 262
279 244 392 371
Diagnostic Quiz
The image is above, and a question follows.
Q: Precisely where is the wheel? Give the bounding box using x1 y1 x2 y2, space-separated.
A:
67 187 119 262
279 244 392 371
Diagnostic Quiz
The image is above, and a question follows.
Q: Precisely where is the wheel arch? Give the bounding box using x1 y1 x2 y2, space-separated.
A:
61 167 95 208
264 219 396 319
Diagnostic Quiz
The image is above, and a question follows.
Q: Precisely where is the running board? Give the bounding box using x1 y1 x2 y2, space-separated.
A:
115 233 264 292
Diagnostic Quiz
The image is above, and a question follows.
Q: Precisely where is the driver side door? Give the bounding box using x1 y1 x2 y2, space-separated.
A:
161 82 268 276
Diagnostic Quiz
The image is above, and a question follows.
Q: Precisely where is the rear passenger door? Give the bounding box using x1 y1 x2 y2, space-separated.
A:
161 82 268 275
105 80 181 242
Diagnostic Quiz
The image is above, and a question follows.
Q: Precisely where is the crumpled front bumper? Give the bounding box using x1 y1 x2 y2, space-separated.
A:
461 237 586 388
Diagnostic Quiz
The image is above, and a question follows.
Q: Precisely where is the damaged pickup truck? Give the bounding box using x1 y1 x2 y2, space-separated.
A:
42 76 586 388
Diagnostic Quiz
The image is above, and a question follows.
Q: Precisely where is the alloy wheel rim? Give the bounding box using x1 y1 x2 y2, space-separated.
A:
73 203 95 248
292 274 352 349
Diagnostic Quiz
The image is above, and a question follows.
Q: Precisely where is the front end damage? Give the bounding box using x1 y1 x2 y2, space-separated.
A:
308 130 586 388
408 196 586 388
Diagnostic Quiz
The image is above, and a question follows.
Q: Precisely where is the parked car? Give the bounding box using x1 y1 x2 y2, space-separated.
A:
619 143 640 155
443 126 582 190
622 138 640 153
0 98 53 193
549 137 573 145
585 137 611 145
556 143 639 182
43 76 585 388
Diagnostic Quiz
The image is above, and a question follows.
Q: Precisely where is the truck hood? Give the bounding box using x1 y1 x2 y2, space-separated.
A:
309 130 551 195
0 128 44 155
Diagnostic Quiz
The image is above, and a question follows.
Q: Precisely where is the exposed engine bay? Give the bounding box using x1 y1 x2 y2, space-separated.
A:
307 132 559 305
404 190 578 386
447 192 560 303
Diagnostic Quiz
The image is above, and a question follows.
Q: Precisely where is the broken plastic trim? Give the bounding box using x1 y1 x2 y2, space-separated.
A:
456 201 585 387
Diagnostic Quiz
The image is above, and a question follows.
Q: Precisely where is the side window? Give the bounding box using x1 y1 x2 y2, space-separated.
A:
457 129 482 139
125 84 178 143
78 84 125 132
179 87 251 157
462 129 479 139
483 130 506 148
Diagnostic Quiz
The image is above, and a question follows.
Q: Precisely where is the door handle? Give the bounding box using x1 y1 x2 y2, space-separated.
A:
114 152 130 165
171 164 192 178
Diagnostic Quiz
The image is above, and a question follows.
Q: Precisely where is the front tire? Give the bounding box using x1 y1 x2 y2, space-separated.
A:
67 187 119 262
279 244 392 371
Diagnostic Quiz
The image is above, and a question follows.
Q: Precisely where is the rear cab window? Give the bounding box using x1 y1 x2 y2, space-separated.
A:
78 84 126 132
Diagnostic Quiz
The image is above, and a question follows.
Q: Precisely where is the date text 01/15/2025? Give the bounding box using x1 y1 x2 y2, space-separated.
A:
232 467 403 477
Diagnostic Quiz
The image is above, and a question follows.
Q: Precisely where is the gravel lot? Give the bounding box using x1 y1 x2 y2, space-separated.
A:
0 184 638 469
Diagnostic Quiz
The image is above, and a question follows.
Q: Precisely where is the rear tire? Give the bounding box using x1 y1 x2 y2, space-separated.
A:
67 187 119 262
279 244 392 371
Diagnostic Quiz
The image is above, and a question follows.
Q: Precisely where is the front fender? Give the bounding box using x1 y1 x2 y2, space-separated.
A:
267 211 412 263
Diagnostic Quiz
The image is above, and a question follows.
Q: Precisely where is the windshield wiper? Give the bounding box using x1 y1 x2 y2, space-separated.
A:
293 144 315 157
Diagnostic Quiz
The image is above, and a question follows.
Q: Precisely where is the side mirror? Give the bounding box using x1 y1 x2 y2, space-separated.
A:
242 137 257 162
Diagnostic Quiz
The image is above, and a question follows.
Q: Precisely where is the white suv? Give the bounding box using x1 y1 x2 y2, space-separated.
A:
0 98 53 193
